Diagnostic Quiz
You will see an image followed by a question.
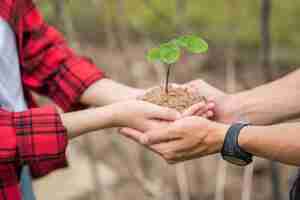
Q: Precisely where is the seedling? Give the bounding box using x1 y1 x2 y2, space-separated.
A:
147 35 208 93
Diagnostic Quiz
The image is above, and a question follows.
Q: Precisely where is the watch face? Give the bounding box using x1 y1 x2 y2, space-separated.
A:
223 155 248 166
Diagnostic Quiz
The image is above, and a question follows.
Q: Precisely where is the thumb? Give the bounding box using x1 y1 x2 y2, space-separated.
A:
182 101 205 117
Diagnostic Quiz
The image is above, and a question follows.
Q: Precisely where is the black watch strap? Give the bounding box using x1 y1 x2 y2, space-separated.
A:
221 122 253 166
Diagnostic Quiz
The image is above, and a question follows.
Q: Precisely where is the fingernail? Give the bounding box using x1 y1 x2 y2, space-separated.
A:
208 102 215 108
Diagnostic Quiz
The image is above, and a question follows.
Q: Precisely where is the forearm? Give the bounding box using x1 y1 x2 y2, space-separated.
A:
221 69 300 124
60 105 117 139
239 123 300 166
80 78 143 106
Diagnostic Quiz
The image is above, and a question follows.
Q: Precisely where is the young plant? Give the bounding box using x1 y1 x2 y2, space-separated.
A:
147 35 208 93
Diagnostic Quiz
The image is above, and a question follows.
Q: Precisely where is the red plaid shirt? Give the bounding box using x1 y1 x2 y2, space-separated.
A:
0 0 105 199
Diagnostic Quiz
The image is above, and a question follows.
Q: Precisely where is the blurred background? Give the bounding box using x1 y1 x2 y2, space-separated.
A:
33 0 299 199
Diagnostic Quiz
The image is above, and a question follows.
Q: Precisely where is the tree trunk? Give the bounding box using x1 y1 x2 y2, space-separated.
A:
261 0 273 82
261 1 282 200
215 47 237 200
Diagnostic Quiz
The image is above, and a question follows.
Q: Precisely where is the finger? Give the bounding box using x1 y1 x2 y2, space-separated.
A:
151 139 199 158
194 101 215 116
119 128 149 144
145 119 170 129
206 110 214 118
152 143 206 164
206 101 216 110
169 146 208 163
196 109 214 118
169 153 203 164
152 107 181 121
146 127 180 145
182 102 205 117
195 109 207 117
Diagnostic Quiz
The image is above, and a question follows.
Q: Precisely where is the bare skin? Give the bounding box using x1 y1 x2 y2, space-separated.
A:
80 78 144 107
185 69 300 124
120 69 300 166
61 100 180 140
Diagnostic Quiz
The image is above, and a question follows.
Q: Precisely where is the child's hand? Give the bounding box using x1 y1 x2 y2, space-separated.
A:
172 83 216 119
112 100 180 132
182 101 216 119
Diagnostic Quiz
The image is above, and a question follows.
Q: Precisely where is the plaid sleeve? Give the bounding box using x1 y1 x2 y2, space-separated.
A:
20 2 105 112
0 106 68 178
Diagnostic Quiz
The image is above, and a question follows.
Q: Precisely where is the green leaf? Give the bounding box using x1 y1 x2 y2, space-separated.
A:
158 42 180 64
147 48 161 62
174 35 208 54
172 37 189 48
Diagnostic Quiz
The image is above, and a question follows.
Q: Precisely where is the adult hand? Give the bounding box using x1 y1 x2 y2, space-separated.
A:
112 100 181 132
120 116 229 164
183 79 240 123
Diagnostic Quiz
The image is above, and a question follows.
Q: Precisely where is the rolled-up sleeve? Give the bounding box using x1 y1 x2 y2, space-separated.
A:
0 106 68 177
20 2 105 112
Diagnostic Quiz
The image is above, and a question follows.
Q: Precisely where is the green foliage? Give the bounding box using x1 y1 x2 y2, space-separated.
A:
173 35 208 53
37 0 300 63
147 35 208 93
147 48 161 62
157 42 181 64
147 35 208 65
147 43 180 64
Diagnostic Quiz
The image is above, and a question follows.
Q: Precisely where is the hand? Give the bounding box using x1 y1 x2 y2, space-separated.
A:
112 100 181 132
183 80 238 123
120 116 229 164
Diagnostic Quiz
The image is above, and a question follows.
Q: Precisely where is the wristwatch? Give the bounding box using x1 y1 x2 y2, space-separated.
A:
221 122 253 166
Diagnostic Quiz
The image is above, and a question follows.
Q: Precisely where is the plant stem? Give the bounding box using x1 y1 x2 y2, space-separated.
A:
165 64 171 93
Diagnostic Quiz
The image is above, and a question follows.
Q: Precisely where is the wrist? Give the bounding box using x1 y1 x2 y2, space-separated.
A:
215 94 241 123
96 104 121 128
104 101 133 128
237 125 259 155
216 123 230 152
203 121 229 154
221 122 253 166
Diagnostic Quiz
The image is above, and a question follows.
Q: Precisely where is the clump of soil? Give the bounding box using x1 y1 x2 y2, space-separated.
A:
139 85 206 112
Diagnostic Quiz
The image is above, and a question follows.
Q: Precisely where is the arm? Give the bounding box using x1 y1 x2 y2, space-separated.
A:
0 101 178 177
221 69 300 124
62 100 180 139
239 123 300 166
19 1 141 111
186 69 300 125
121 117 300 166
79 78 143 107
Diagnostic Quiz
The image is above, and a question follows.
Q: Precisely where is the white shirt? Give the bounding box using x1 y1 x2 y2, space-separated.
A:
0 17 36 200
0 17 27 112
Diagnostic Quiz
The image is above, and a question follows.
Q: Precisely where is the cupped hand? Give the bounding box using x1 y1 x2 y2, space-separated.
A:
182 80 240 123
112 100 181 132
120 116 229 164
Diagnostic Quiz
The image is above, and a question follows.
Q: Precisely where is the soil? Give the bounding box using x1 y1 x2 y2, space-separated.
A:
139 84 206 112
